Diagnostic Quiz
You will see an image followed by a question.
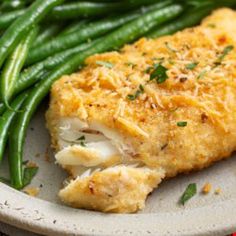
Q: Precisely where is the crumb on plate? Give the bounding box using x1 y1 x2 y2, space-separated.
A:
202 183 212 194
26 161 38 168
24 187 40 197
214 188 222 195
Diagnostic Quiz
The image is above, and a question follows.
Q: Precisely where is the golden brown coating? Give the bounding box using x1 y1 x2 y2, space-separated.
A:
59 166 164 213
46 8 236 213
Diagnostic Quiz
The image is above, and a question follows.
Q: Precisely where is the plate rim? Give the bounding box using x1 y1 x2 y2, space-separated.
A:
0 183 235 236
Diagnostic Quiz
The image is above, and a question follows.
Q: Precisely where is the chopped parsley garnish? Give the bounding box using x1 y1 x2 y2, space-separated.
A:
96 61 114 69
127 84 144 101
185 62 198 70
139 84 144 92
214 45 234 66
149 64 168 84
23 166 38 187
77 135 86 147
180 183 197 205
197 70 207 80
177 121 187 127
165 42 177 53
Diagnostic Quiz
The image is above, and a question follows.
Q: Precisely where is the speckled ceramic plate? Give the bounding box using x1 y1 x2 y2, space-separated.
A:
0 104 235 236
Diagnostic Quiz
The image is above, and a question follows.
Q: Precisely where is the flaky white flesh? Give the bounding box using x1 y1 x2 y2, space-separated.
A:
46 9 236 213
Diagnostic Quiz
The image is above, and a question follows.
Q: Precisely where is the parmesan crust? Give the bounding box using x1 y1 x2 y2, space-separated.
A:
46 8 236 213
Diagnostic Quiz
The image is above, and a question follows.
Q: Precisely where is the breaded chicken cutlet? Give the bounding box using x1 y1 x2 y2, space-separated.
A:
46 8 236 213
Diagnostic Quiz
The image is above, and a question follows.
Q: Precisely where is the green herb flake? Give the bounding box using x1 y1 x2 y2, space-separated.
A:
96 61 114 69
77 135 86 147
150 64 168 84
215 45 234 65
197 70 207 80
185 62 198 70
80 141 86 147
77 135 85 141
127 84 145 101
139 84 144 92
23 166 38 187
180 183 197 205
177 121 187 127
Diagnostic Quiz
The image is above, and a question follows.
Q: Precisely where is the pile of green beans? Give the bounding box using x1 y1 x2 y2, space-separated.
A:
0 0 235 189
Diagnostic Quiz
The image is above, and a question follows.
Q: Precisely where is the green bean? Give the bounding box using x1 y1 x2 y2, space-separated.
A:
43 39 99 70
126 0 166 4
0 93 28 163
86 0 120 1
182 0 236 8
215 0 236 7
0 40 96 100
1 26 38 107
147 0 236 38
14 39 96 94
0 0 172 30
51 2 120 19
9 4 183 189
59 20 89 36
32 24 61 48
0 0 162 29
26 13 140 64
0 9 26 30
13 65 46 96
50 0 168 19
26 1 173 65
147 7 212 38
0 0 27 11
0 0 64 70
0 104 5 116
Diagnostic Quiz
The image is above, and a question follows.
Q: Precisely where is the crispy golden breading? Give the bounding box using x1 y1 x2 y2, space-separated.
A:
59 166 164 213
46 8 236 213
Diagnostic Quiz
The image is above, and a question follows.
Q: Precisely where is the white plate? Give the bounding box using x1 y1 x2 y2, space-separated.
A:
0 104 235 236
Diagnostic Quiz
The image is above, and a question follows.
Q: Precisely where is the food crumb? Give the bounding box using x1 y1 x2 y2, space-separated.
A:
26 161 38 168
202 183 212 194
214 188 222 195
24 187 40 197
